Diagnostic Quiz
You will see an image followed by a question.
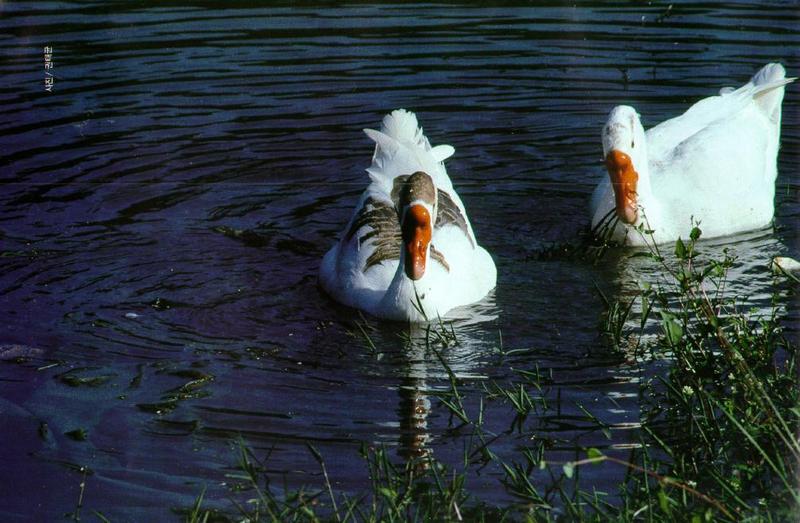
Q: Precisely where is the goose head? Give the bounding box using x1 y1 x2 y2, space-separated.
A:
602 106 648 224
397 171 437 281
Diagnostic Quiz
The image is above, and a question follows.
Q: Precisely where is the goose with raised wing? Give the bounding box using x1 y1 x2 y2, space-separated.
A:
590 63 795 245
320 109 496 321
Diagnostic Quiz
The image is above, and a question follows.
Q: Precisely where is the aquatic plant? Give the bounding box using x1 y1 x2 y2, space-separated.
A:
187 226 798 522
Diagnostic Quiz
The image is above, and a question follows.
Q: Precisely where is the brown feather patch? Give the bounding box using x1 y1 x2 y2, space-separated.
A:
346 196 402 273
435 189 474 248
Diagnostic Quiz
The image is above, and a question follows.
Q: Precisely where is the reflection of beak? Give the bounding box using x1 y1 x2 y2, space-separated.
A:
605 150 639 224
402 204 431 281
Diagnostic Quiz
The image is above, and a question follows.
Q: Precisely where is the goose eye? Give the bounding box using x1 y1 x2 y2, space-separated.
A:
631 139 635 148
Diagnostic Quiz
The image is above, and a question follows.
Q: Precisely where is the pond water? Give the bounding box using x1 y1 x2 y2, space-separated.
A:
1 2 798 520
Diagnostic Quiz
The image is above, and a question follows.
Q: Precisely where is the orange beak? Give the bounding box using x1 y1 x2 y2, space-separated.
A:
401 204 431 280
605 150 639 224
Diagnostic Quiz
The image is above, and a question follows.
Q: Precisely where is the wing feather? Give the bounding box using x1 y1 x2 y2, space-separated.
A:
435 189 474 248
346 197 402 272
346 183 468 275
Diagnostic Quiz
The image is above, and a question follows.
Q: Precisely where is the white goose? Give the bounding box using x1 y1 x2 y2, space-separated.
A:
590 63 795 246
320 109 497 321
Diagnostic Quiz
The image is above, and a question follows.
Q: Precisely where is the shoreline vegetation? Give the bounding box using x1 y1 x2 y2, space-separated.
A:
183 225 798 522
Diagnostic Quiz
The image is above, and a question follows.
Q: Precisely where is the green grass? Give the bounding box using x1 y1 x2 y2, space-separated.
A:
186 226 799 522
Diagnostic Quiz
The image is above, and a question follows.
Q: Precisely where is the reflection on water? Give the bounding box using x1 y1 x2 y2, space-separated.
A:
605 227 794 337
397 341 432 465
383 320 497 465
0 1 798 520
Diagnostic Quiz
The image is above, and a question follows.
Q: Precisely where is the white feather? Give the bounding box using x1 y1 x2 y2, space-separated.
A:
321 109 496 321
363 109 457 195
591 63 795 245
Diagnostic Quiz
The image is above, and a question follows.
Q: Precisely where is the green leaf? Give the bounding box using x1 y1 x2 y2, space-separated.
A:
501 462 517 481
690 226 702 241
660 312 683 346
587 448 604 460
640 294 651 330
658 489 671 515
92 510 113 523
378 487 397 500
562 462 574 478
674 237 687 259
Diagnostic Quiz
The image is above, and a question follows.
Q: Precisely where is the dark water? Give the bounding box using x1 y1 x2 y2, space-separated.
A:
1 2 798 520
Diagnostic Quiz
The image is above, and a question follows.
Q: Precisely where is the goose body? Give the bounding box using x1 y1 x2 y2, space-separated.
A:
320 109 496 321
772 256 800 278
590 63 795 245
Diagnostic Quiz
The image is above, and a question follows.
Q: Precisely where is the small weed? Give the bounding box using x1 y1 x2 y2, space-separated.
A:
189 225 797 521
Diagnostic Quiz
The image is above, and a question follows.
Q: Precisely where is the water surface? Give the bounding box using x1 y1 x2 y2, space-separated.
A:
0 2 798 520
